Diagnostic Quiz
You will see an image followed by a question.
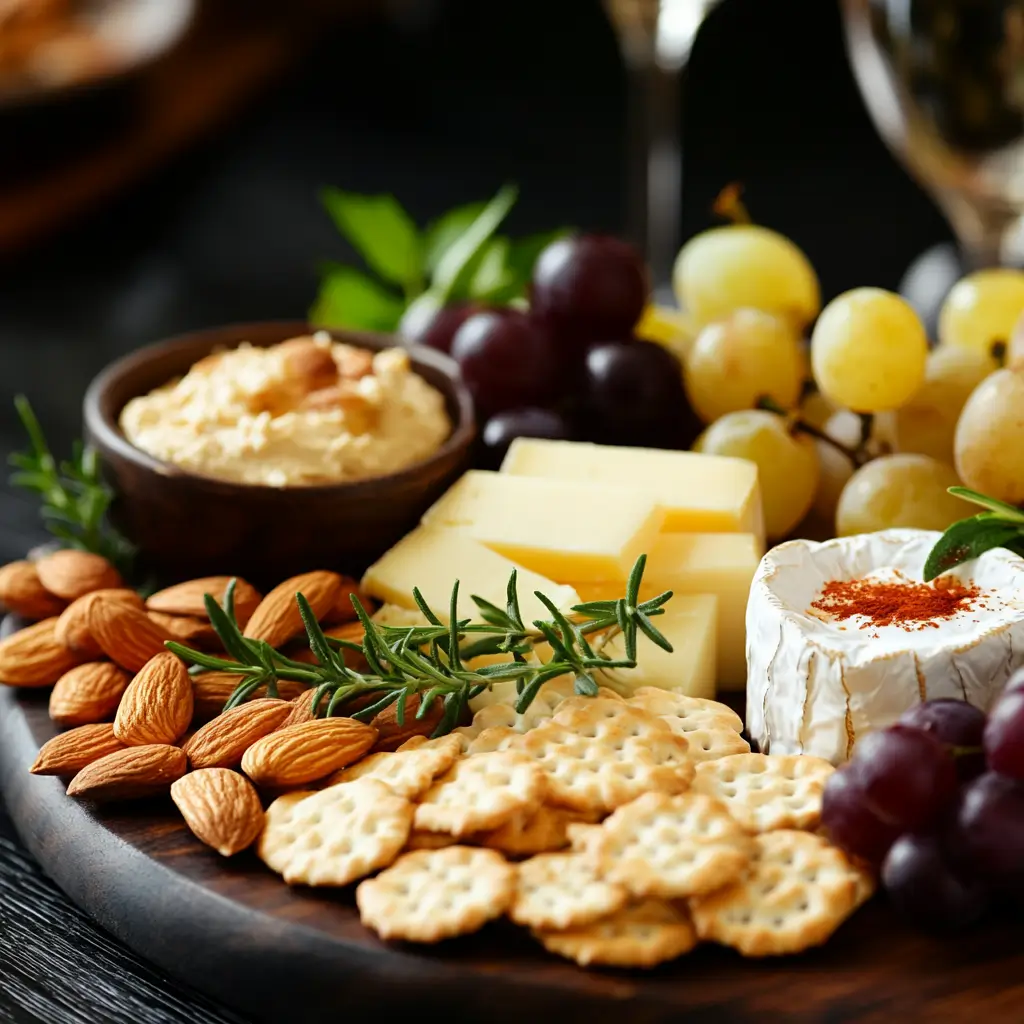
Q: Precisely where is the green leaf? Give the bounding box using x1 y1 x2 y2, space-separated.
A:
947 486 1024 523
423 201 488 275
320 189 422 291
462 237 516 302
922 514 1024 581
309 264 405 332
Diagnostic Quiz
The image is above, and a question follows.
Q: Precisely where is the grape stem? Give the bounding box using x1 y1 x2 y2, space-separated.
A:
712 183 751 225
756 396 871 468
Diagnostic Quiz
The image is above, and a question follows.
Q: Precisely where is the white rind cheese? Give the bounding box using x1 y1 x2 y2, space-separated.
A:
746 529 1024 765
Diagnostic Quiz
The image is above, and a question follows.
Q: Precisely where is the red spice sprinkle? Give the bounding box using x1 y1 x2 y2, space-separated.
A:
809 573 982 631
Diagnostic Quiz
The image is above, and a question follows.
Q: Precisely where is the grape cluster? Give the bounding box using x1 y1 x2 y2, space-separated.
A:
821 672 1024 931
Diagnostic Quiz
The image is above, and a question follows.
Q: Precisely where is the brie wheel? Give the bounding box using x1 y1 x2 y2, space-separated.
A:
746 529 1024 764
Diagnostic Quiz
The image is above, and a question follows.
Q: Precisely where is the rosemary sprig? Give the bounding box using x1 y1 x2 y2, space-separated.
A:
8 396 135 572
167 555 674 736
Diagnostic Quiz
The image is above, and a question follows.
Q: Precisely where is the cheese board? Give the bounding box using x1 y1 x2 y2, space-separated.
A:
3 668 1024 1024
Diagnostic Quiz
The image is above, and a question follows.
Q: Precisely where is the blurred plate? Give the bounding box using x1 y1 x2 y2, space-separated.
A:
0 0 195 107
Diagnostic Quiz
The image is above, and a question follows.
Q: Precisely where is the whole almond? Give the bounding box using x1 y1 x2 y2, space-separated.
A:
279 336 339 393
280 686 320 727
49 662 130 726
88 599 174 672
55 589 143 657
0 561 66 619
183 698 292 769
146 577 262 627
190 672 307 725
321 575 375 626
114 651 193 745
240 717 377 787
171 768 265 857
243 571 343 649
30 722 127 775
148 611 221 650
0 618 83 687
36 550 122 601
66 743 187 801
371 691 450 753
284 622 367 670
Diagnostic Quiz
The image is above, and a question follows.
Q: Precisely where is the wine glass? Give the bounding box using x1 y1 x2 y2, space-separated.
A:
603 0 722 295
841 0 1024 271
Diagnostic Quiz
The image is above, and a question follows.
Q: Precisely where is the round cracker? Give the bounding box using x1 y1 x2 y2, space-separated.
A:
510 852 628 930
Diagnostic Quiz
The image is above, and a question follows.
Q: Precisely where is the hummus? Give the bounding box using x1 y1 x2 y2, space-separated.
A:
119 333 452 486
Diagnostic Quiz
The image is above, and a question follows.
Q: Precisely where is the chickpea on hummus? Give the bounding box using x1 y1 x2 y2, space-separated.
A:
119 333 452 487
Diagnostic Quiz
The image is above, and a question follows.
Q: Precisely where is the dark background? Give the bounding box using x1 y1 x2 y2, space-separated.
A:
0 0 951 1020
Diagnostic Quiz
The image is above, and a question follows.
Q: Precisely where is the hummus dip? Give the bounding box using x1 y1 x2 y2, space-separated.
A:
119 333 452 486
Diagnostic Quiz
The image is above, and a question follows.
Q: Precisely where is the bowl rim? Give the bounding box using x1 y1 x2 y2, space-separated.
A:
83 320 476 497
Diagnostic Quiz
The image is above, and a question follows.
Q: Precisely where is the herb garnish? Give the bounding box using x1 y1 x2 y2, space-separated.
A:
166 556 673 737
8 396 135 572
923 487 1024 580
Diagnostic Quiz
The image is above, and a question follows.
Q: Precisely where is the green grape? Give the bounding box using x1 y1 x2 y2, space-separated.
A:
938 268 1024 361
1010 309 1024 370
835 454 965 537
683 309 805 424
699 410 819 539
876 346 995 464
672 225 820 331
809 439 855 533
954 368 1024 506
801 391 836 432
811 289 928 413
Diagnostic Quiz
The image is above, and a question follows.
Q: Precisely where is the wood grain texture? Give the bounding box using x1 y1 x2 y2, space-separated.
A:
3 678 1024 1022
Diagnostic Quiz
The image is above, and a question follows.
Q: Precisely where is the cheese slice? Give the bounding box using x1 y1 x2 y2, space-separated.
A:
746 529 1024 765
597 594 718 700
501 438 764 547
421 470 665 583
361 525 580 626
572 533 761 691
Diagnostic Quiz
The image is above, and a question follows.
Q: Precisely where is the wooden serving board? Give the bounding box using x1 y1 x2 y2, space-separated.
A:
2 661 1024 1021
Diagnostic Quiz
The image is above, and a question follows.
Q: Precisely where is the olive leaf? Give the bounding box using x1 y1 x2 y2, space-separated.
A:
309 263 406 333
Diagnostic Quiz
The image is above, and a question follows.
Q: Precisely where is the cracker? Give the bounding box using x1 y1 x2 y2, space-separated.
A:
689 830 861 956
510 852 628 930
357 846 515 943
513 703 693 813
413 752 545 837
465 726 519 756
683 728 751 764
478 804 599 858
593 791 753 898
403 829 460 852
566 821 605 856
396 734 462 755
257 778 412 887
534 899 698 968
329 737 461 800
692 753 835 833
627 687 744 734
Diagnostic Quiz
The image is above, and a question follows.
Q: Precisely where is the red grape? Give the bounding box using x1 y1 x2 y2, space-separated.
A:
530 235 648 357
847 726 958 830
899 699 987 780
984 687 1024 780
954 771 1024 894
820 768 901 865
398 300 477 354
480 408 570 468
881 832 989 930
450 309 560 417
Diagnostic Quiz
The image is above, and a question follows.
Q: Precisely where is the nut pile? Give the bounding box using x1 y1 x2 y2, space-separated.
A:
0 551 873 968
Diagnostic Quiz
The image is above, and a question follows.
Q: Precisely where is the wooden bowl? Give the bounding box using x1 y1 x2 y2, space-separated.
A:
83 321 475 586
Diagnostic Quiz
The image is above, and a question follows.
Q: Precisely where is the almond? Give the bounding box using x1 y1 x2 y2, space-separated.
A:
49 662 130 726
145 577 262 628
171 768 265 857
55 589 143 657
242 571 343 649
279 336 339 393
371 691 451 752
0 617 83 687
280 686 320 727
0 561 66 619
321 576 375 626
113 651 193 745
88 599 174 672
182 698 292 769
283 622 367 670
66 743 187 801
240 717 377 787
30 722 126 775
147 611 221 651
36 550 122 601
190 672 306 725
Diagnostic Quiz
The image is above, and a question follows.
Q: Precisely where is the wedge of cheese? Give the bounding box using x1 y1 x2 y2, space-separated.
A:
361 525 580 626
421 470 665 583
572 533 761 691
500 438 764 547
597 594 717 700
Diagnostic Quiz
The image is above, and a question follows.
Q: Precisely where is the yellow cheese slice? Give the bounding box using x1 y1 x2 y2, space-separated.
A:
361 525 580 626
500 438 764 547
596 594 717 700
420 470 665 583
572 533 761 692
